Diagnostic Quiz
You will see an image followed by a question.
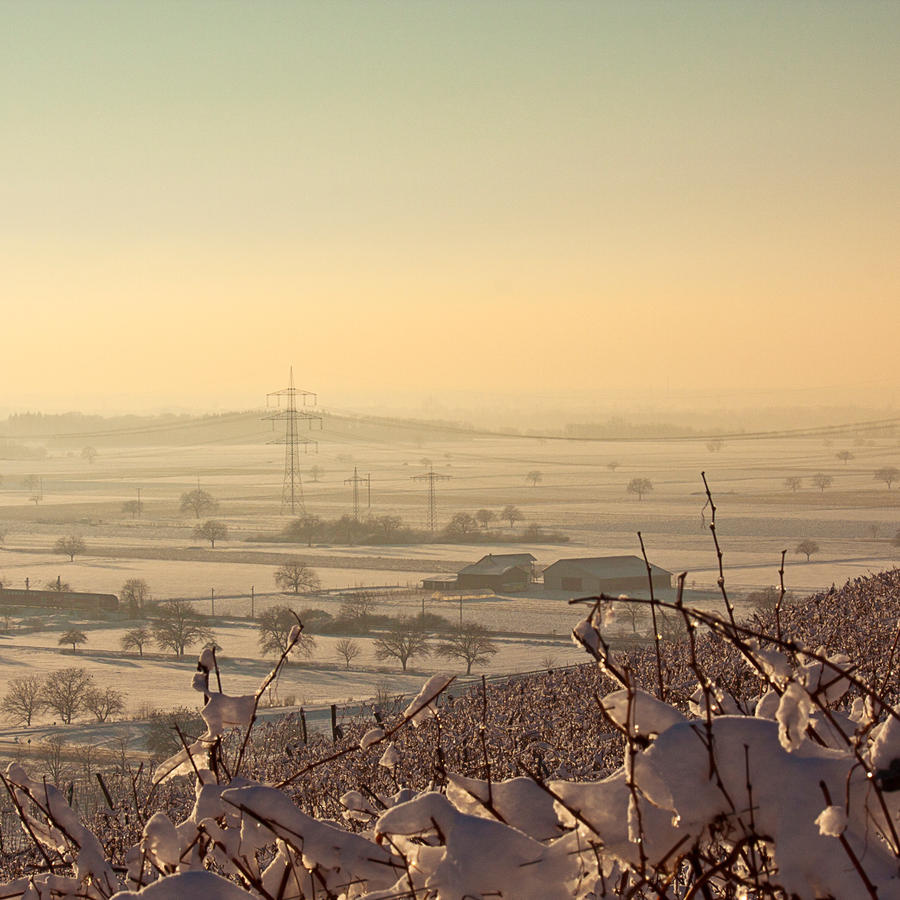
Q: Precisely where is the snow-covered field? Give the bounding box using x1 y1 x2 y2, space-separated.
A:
0 430 897 727
0 621 585 722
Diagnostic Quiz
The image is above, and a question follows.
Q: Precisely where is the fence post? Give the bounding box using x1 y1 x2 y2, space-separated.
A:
95 772 115 810
330 704 338 742
300 707 308 744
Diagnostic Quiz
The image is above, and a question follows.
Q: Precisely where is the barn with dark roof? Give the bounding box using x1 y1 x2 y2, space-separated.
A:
541 555 671 594
455 552 536 592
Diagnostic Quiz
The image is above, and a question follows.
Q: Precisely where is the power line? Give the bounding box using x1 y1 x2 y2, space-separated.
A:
0 410 256 441
325 409 900 445
263 369 322 515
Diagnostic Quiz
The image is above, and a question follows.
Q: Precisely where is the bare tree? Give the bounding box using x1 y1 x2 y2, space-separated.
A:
180 488 218 518
58 629 87 652
81 446 98 465
43 667 94 724
45 578 72 592
274 561 321 594
620 601 642 634
745 586 788 614
784 476 802 492
121 499 143 518
436 623 498 674
121 625 152 656
811 473 833 492
285 515 323 547
526 470 543 487
84 686 126 722
444 512 479 536
475 509 496 529
875 466 900 490
54 536 86 562
41 735 72 786
0 674 45 725
24 474 42 504
145 706 205 760
309 465 324 482
606 461 620 471
373 617 431 672
338 592 378 629
836 450 854 464
74 742 101 777
256 606 316 658
194 519 228 548
795 539 820 562
626 477 653 501
152 599 214 657
374 515 403 538
335 638 361 670
501 505 523 528
121 578 151 615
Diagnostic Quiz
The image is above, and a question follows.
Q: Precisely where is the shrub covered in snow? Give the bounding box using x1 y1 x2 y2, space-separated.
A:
3 565 900 897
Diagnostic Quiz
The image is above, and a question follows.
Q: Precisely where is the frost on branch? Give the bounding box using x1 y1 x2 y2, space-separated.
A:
401 672 454 726
372 791 583 900
602 688 685 740
359 726 385 749
446 772 564 841
776 680 813 751
2 762 119 898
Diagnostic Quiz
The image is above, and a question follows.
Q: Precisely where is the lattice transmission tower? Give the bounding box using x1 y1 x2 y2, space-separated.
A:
264 369 321 515
344 467 371 520
412 466 451 532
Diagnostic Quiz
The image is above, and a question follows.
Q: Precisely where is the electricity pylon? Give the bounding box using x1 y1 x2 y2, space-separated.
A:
264 368 322 515
344 467 371 520
412 466 451 532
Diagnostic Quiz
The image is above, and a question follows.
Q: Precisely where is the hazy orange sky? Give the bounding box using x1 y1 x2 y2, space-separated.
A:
2 2 898 414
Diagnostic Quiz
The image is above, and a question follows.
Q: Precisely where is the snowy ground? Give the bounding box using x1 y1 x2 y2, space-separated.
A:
0 429 897 757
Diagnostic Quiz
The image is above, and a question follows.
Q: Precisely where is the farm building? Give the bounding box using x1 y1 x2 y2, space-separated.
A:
421 575 458 591
0 587 118 612
541 555 671 594
455 553 536 592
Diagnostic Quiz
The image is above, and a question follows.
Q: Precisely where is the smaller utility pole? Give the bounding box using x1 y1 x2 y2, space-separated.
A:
211 588 215 617
250 585 255 619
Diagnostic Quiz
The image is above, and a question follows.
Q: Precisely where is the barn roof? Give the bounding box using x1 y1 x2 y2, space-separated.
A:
458 552 536 576
542 555 671 580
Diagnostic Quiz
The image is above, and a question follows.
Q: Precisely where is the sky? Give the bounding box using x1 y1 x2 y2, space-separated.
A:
1 1 899 416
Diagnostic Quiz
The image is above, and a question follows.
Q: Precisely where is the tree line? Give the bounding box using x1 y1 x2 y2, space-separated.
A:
277 508 568 547
0 668 124 727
